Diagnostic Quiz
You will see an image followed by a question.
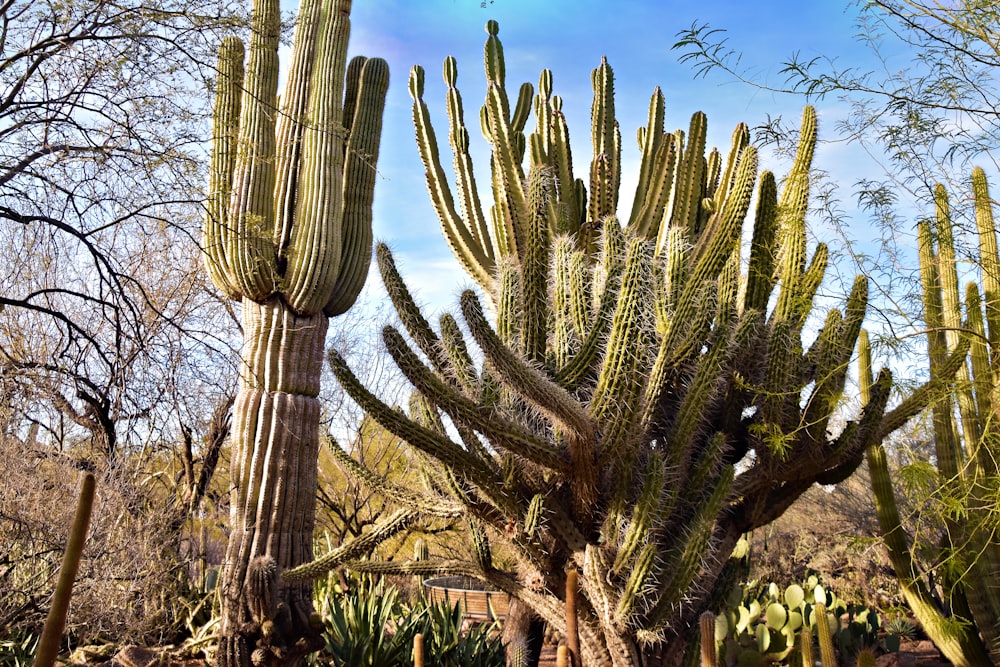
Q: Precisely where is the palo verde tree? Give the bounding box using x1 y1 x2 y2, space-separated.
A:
285 23 955 667
200 0 388 664
859 168 1000 667
674 0 1000 201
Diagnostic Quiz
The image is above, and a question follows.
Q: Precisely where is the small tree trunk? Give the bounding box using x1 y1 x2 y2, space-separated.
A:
218 296 328 667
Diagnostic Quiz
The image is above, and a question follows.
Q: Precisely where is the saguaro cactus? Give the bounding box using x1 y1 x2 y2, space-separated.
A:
201 0 387 665
290 22 949 667
859 168 1000 667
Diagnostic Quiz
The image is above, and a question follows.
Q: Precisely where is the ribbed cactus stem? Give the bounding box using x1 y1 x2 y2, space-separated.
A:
283 509 420 582
799 625 813 667
375 244 452 375
227 0 281 301
813 603 836 667
566 569 581 667
325 57 390 315
205 0 388 657
410 64 494 289
590 236 654 452
699 612 717 667
382 325 566 471
485 70 530 258
325 436 464 518
588 56 620 228
522 167 554 362
628 86 666 234
247 556 277 624
507 638 529 667
32 472 95 667
204 37 245 298
672 112 708 238
918 219 964 482
741 171 778 314
972 167 1000 346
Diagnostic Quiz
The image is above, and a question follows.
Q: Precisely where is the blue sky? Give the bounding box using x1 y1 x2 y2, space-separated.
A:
339 0 902 317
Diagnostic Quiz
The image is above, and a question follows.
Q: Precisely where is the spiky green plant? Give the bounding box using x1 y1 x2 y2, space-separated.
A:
290 22 952 667
813 603 837 667
859 167 1000 667
200 0 388 664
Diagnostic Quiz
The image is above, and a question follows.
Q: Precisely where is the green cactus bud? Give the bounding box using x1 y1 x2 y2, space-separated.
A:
247 556 277 624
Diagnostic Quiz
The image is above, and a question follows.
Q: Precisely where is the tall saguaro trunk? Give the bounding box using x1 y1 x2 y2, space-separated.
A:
200 0 388 662
219 299 328 664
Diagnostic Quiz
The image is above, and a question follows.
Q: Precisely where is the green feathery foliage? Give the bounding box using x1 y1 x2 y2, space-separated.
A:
303 21 954 667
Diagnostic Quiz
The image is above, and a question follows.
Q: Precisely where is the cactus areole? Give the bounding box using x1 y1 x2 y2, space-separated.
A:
276 21 959 667
201 0 387 664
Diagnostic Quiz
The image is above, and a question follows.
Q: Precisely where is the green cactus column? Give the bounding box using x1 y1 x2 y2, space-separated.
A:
285 21 960 667
859 169 1000 667
201 0 387 665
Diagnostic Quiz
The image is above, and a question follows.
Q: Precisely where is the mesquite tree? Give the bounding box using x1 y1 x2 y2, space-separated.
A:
201 0 388 664
285 22 956 667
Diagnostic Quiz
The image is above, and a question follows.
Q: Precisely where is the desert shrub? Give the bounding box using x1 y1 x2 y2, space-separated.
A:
746 467 899 609
0 435 223 646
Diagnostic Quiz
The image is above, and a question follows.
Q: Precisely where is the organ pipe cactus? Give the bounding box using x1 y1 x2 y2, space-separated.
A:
859 168 1000 667
294 22 951 667
201 0 387 664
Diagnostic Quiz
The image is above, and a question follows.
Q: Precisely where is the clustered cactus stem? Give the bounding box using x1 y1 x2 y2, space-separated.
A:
305 21 950 667
200 0 388 664
860 167 1000 667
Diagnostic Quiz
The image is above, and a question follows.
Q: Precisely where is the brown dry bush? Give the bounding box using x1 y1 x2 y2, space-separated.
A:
0 435 214 646
746 464 900 608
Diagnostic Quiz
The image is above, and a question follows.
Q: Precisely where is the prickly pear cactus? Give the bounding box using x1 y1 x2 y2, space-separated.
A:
201 0 388 664
294 21 946 667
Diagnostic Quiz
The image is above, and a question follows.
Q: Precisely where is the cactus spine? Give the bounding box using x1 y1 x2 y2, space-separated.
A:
310 21 948 667
860 168 1000 667
32 472 95 667
202 0 388 664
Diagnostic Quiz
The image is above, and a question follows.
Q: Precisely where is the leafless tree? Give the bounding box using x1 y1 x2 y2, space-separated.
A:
0 0 247 464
